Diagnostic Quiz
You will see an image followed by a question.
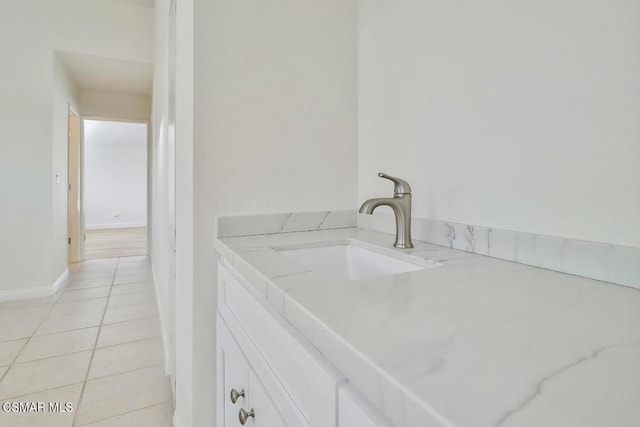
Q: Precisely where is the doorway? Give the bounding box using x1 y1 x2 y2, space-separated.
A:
68 118 149 261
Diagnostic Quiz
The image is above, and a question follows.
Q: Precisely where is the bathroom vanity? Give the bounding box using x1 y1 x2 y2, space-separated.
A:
217 259 392 426
216 224 640 426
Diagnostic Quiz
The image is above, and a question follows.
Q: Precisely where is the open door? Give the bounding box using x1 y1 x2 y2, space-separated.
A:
67 107 83 263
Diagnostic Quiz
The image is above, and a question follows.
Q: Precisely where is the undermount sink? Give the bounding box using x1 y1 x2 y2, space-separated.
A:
271 241 432 282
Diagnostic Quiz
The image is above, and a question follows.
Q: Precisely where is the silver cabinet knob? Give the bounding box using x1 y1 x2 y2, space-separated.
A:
230 388 245 404
238 408 255 425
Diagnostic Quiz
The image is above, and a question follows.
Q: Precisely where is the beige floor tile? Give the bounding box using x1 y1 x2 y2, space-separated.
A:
36 310 104 335
97 317 160 348
58 287 111 302
0 306 52 324
0 257 169 427
118 266 151 274
17 328 99 363
114 265 151 273
117 256 149 264
110 282 153 296
69 270 115 280
89 337 164 380
0 384 83 427
0 296 58 310
116 260 151 269
69 263 117 274
68 265 105 273
0 339 27 366
107 292 155 309
66 277 113 290
0 319 41 343
72 258 119 268
102 303 158 325
115 269 152 278
113 273 153 286
80 401 173 427
0 351 91 399
50 298 108 316
74 366 171 426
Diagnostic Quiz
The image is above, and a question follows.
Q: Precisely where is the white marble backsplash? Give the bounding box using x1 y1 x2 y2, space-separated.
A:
217 210 356 238
359 212 640 289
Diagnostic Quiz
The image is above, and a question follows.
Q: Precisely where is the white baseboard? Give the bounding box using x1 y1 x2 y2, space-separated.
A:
52 269 69 293
86 222 147 230
0 269 69 302
151 263 173 380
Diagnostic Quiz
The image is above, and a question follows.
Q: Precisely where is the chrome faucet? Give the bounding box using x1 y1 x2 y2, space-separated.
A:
359 173 413 249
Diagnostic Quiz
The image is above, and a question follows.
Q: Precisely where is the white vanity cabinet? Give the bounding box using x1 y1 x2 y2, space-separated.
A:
217 260 393 427
218 316 285 426
218 317 251 425
338 384 393 427
246 369 286 426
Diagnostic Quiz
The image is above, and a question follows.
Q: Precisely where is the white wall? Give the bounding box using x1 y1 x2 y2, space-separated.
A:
184 0 358 424
358 0 640 248
0 0 153 296
51 56 80 285
84 120 148 229
79 89 151 122
151 0 179 414
174 0 194 425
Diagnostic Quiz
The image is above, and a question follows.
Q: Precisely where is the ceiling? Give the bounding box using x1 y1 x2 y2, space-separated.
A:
58 52 153 96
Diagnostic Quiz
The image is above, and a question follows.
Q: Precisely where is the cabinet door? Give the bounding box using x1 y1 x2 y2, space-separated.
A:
338 384 393 427
219 317 251 427
243 369 287 427
219 261 342 426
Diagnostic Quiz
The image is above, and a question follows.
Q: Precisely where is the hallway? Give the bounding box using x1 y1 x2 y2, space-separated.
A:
0 256 172 427
84 228 148 260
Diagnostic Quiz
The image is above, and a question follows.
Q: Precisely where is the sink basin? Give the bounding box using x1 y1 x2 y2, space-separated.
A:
272 241 429 282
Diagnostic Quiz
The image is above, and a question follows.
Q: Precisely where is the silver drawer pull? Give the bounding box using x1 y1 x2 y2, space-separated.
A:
230 388 245 404
239 408 255 425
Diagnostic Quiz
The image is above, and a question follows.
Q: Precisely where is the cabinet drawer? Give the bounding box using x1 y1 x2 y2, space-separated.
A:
218 261 345 426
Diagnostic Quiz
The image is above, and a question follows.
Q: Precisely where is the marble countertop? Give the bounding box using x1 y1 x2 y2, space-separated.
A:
215 227 640 427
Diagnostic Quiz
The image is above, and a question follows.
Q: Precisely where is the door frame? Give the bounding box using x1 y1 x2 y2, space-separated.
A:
67 106 83 264
78 116 151 260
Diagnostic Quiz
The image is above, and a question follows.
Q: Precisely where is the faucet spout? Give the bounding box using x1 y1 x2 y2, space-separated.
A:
359 174 414 249
358 197 395 215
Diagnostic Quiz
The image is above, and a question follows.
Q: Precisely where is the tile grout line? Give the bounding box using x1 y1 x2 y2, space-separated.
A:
75 399 173 427
65 279 152 291
0 381 86 402
0 312 161 345
0 361 166 401
56 293 112 304
61 284 152 297
2 335 163 368
0 256 161 422
82 361 166 384
0 278 71 385
72 257 120 427
5 341 93 367
14 326 162 350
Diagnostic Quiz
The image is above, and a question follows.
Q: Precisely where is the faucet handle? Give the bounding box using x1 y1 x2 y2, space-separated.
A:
378 173 412 194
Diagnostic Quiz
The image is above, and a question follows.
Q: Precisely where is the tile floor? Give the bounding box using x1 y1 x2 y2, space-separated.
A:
0 256 173 426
